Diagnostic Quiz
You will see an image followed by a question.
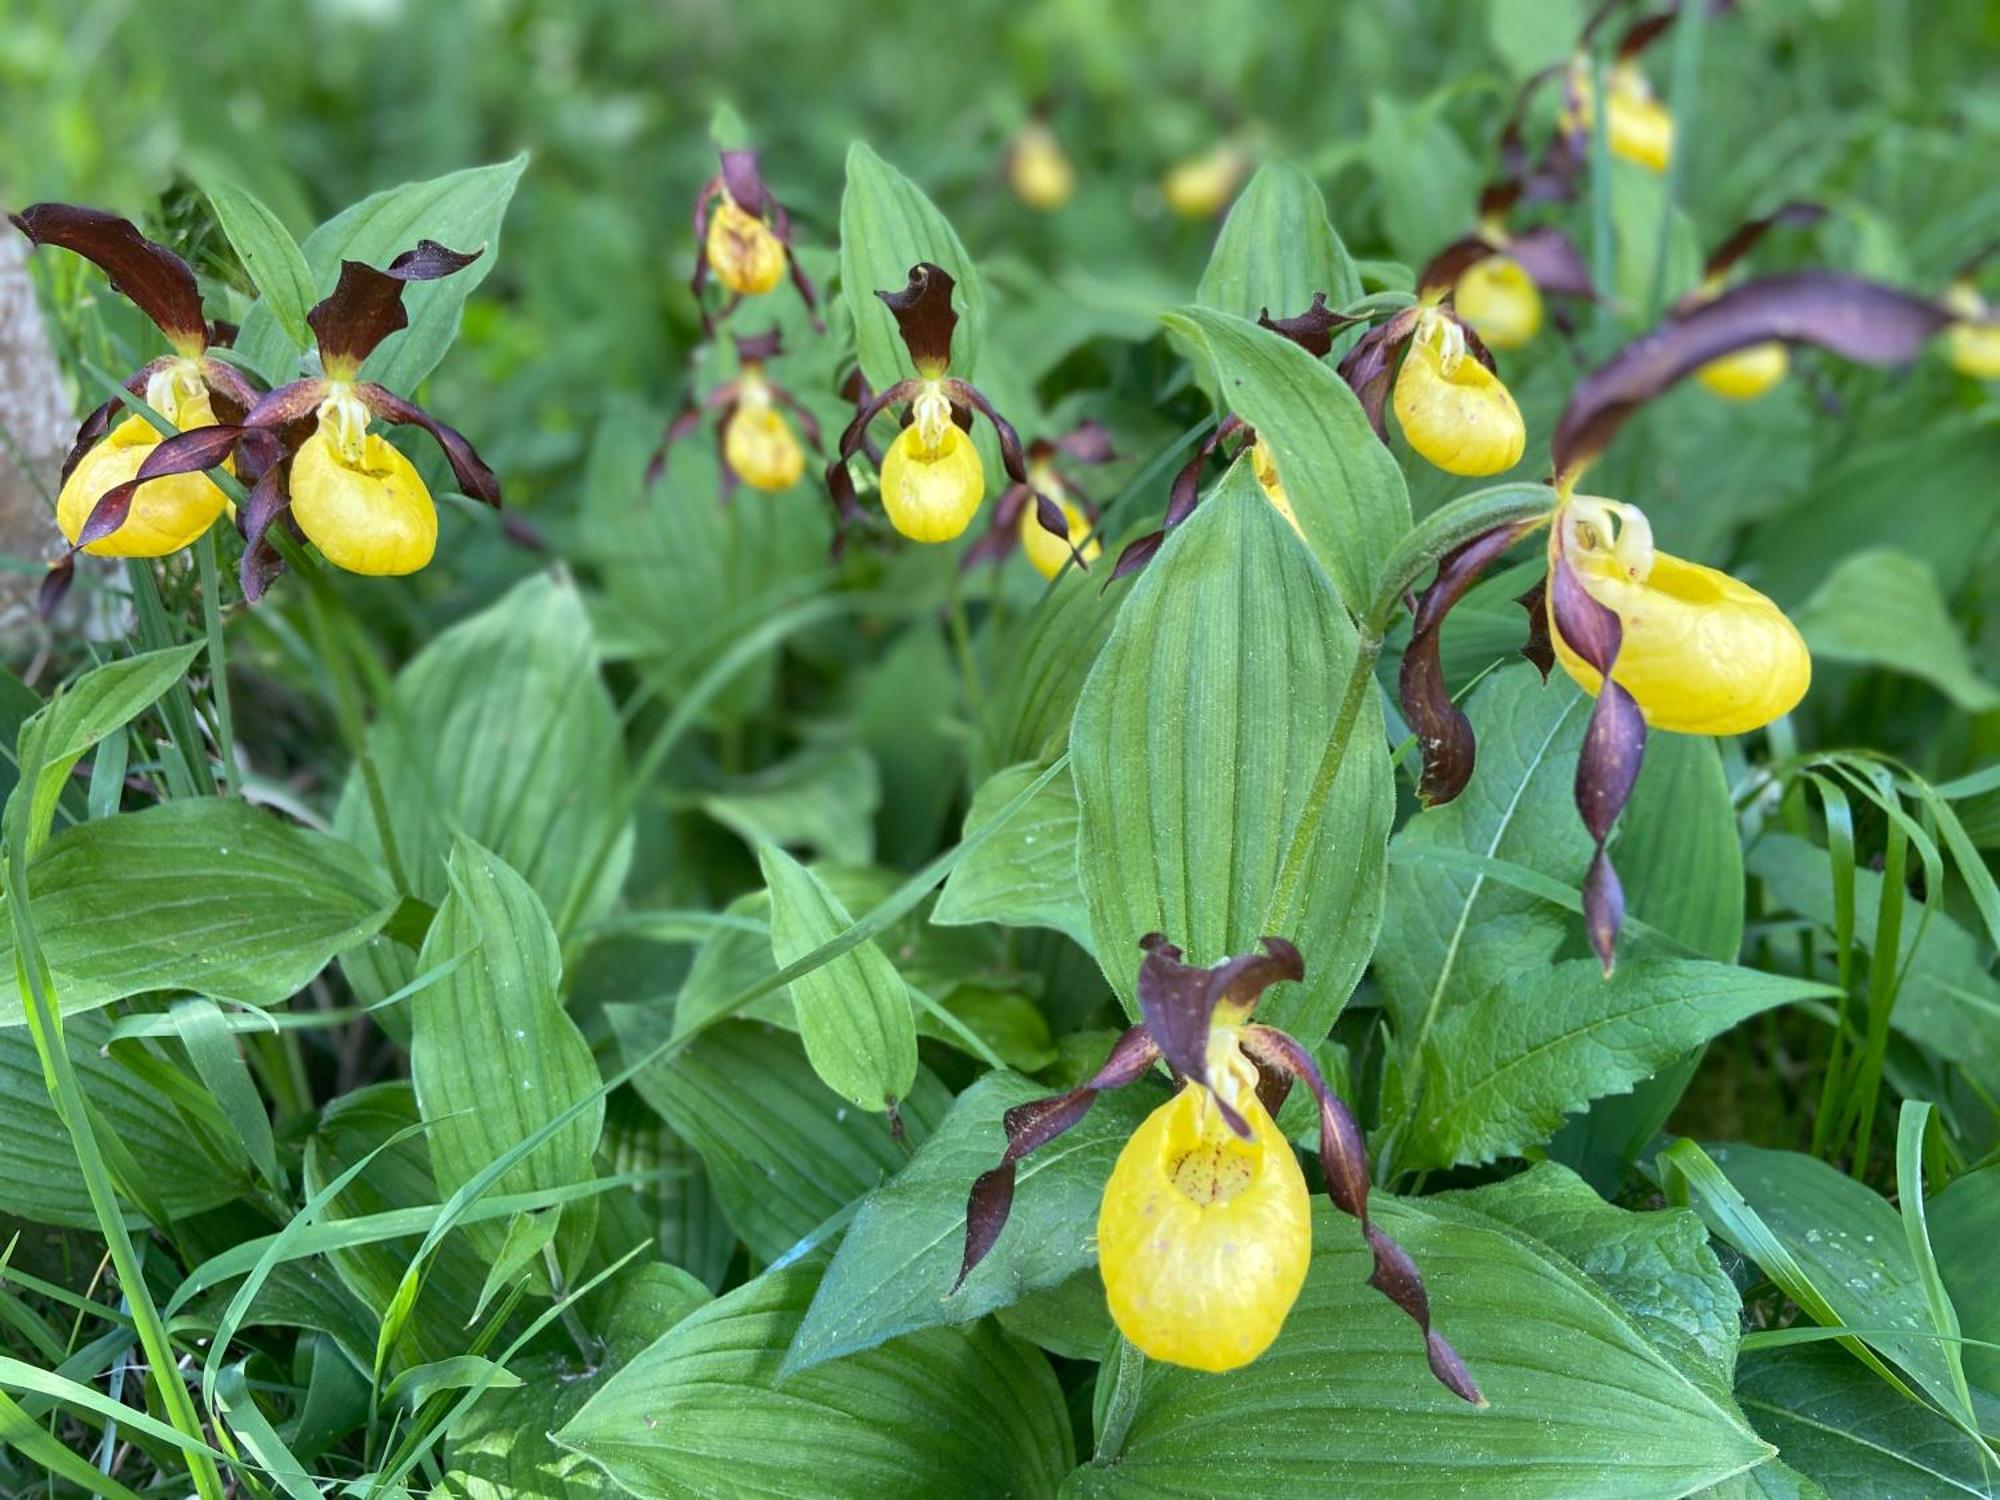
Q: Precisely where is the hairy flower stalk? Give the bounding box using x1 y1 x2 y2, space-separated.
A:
824 263 1042 552
955 936 1481 1395
690 146 821 331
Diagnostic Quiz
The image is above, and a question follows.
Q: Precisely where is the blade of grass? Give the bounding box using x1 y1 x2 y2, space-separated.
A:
1645 0 1705 322
1895 1102 1977 1428
0 1385 143 1500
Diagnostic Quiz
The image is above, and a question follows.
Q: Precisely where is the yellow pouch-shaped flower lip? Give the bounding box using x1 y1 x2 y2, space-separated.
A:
724 403 806 492
1549 525 1810 735
1695 340 1789 400
1393 318 1527 477
1163 145 1245 220
1020 493 1098 579
1098 1082 1311 1373
57 407 231 558
1950 321 2000 379
705 196 787 296
880 420 985 543
1608 85 1673 172
1008 123 1076 212
290 427 438 577
1454 254 1544 351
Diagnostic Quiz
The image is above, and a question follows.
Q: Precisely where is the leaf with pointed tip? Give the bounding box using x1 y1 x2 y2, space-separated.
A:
1793 548 2000 712
838 142 985 391
933 760 1091 951
1196 161 1362 337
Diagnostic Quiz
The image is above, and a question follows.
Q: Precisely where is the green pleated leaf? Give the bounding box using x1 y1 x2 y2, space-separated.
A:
0 1012 244 1227
337 573 631 1014
233 155 527 391
557 1268 1074 1499
758 844 918 1113
200 175 317 350
1929 1164 2000 1403
613 1007 949 1263
933 760 1091 951
1362 92 1483 267
839 141 986 390
785 1069 1161 1375
976 566 1123 782
1072 463 1393 1040
702 745 880 866
1068 1197 1773 1498
1793 548 2000 712
0 798 395 1025
1166 305 1409 612
410 838 604 1271
1196 161 1363 331
1398 960 1833 1171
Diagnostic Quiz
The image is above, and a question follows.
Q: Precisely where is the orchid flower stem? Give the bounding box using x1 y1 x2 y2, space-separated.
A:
1092 1335 1147 1465
945 560 984 719
124 560 215 799
1646 0 1705 324
194 529 238 797
305 580 410 896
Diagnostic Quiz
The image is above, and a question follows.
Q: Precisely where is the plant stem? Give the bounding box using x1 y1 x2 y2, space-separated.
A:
1587 48 1617 350
1092 1335 1147 1465
1646 0 1706 323
306 582 410 895
944 560 985 720
194 530 238 796
124 560 215 799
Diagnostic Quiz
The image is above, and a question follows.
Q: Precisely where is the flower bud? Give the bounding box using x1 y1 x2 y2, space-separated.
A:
1162 146 1245 220
1097 1077 1311 1373
1007 124 1076 212
1248 437 1304 538
1393 312 1527 476
290 393 437 576
1695 340 1788 401
1453 254 1544 351
1019 494 1097 579
1549 499 1809 735
55 377 229 557
723 403 805 492
705 196 787 297
879 420 985 543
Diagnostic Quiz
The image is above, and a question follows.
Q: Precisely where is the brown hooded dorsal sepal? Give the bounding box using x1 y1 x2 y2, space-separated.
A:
878 262 960 377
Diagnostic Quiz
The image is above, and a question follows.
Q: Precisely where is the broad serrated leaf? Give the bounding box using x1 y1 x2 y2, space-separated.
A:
1400 960 1832 1170
1167 304 1409 609
1069 1197 1772 1497
0 799 395 1025
785 1069 1160 1374
839 142 985 390
411 839 603 1272
933 760 1091 950
557 1268 1073 1499
1072 464 1393 1041
757 844 918 1112
233 155 527 392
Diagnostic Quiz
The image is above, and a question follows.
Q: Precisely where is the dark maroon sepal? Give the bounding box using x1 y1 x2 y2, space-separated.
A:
1615 7 1676 60
1508 225 1595 301
306 241 483 375
1478 179 1524 222
1166 420 1233 529
734 328 784 364
1516 578 1555 680
1055 420 1117 465
1134 934 1304 1139
79 424 245 547
236 463 291 603
1108 530 1166 584
1400 521 1539 807
952 1025 1162 1291
36 554 76 620
1419 237 1503 299
1240 1023 1483 1405
944 379 1029 483
1583 848 1626 976
878 263 959 375
11 203 207 351
1256 292 1356 358
59 390 135 486
962 485 1031 572
356 384 501 506
1336 310 1419 444
1694 201 1826 290
1553 272 1951 478
718 149 774 216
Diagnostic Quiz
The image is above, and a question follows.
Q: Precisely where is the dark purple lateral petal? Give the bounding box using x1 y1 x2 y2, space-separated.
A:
1553 272 1952 478
878 263 959 375
59 395 127 487
785 250 825 332
36 554 77 620
355 383 500 506
1166 422 1230 529
1055 420 1116 465
237 463 291 603
1336 313 1417 444
243 378 329 431
1419 237 1503 299
835 378 920 464
1697 201 1826 287
688 175 720 310
733 328 784 364
1107 530 1166 584
197 357 264 420
953 1026 1161 1290
945 379 1029 483
962 486 1030 571
1583 848 1626 976
1256 292 1357 358
306 241 482 374
1458 318 1501 376
1515 577 1555 680
1615 7 1676 59
1240 1023 1482 1405
11 203 207 350
78 423 243 547
1508 225 1595 301
1400 521 1539 807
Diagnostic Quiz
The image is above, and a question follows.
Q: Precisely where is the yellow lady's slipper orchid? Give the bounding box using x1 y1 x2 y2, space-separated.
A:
1548 496 1809 734
1568 62 1673 172
1248 437 1304 537
56 367 230 557
1695 340 1789 400
1019 493 1098 579
1098 1052 1311 1372
1393 309 1527 476
1453 254 1544 351
723 376 806 492
289 387 437 577
705 196 787 297
1944 283 2000 379
879 384 984 542
1163 146 1245 220
1007 123 1076 212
